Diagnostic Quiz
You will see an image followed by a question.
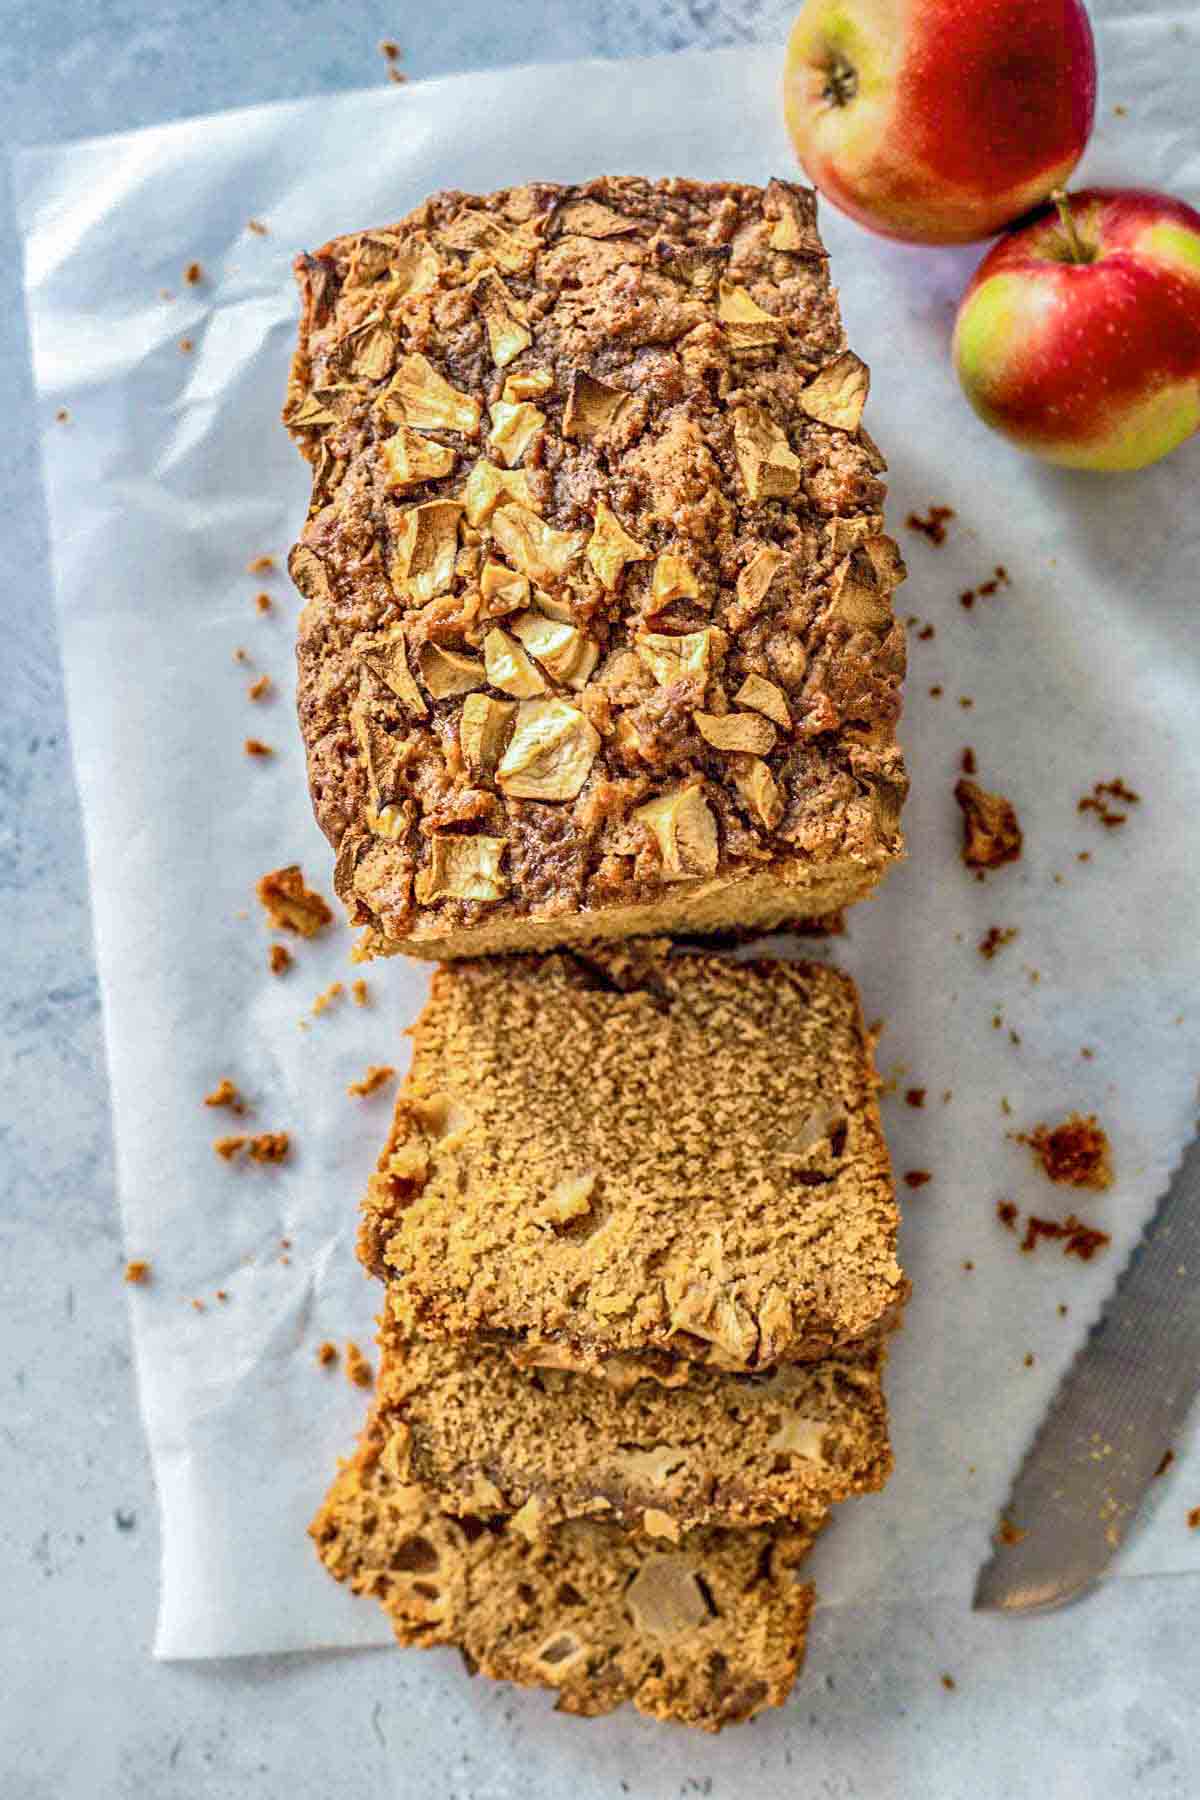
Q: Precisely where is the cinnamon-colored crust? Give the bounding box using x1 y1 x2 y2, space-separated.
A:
359 942 905 1370
285 176 907 959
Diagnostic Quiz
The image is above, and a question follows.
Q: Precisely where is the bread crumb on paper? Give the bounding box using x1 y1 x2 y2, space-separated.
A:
905 505 955 546
184 261 204 285
244 737 273 758
311 981 344 1017
1020 1114 1112 1190
351 977 370 1007
248 674 271 701
203 1077 245 1113
955 778 1022 871
124 1260 151 1285
257 866 333 936
347 1064 396 1099
269 943 294 975
255 591 272 613
247 554 276 575
317 1341 339 1368
345 1341 374 1389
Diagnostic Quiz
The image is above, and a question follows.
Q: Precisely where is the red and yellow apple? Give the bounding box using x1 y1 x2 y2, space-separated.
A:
953 189 1200 471
783 0 1097 245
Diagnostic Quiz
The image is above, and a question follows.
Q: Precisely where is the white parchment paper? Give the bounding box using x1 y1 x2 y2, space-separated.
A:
13 12 1200 1665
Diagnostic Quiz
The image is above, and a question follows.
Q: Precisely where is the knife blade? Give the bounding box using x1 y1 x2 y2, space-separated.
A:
974 1123 1200 1613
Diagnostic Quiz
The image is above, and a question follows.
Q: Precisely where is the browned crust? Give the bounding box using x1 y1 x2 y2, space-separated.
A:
283 176 907 958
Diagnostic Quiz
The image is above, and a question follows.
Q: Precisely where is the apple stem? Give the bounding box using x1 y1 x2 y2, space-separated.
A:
1052 188 1087 265
822 54 858 108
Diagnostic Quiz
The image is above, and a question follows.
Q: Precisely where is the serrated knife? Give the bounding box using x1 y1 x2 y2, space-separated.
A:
975 1125 1200 1612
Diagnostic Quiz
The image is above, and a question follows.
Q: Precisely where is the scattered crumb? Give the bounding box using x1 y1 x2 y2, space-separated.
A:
929 684 943 698
255 591 272 613
1114 103 1128 116
124 1259 151 1285
1058 1303 1069 1317
379 37 402 58
1080 1046 1094 1060
958 696 974 710
905 1087 926 1109
1154 1450 1175 1479
233 646 249 663
997 1517 1026 1547
280 1237 292 1250
940 1674 957 1692
979 925 1018 960
992 1013 1003 1030
1077 850 1091 863
961 746 977 775
955 778 1023 870
943 1090 953 1104
203 1077 245 1114
269 943 294 975
1079 777 1140 830
184 261 204 285
257 865 333 936
214 1131 290 1164
191 1298 206 1313
244 737 274 758
388 67 408 85
916 623 935 641
904 1170 932 1190
114 1508 137 1531
997 1200 1019 1230
348 1064 396 1098
1188 1507 1200 1531
1021 1114 1112 1190
179 337 194 354
316 1340 339 1368
960 566 1011 610
905 505 956 546
1009 1029 1021 1046
247 554 276 575
312 981 345 1017
247 218 269 235
351 977 370 1006
962 1260 974 1272
216 1290 229 1303
1024 1352 1035 1368
345 1341 374 1389
248 674 271 701
1001 1097 1012 1117
55 406 70 423
1021 1213 1111 1261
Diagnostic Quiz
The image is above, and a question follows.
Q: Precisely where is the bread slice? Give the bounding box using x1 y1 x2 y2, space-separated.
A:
284 175 907 961
360 943 905 1370
371 1324 892 1535
311 1401 822 1731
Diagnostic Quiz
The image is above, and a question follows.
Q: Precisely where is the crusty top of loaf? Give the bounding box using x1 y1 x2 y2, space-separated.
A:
284 177 907 951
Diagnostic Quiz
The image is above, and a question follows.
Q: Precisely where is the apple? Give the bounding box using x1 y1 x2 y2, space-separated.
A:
783 0 1097 245
953 188 1200 471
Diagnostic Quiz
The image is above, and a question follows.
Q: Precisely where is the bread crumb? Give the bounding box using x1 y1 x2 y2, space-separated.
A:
1021 1213 1111 1261
184 261 204 285
1021 1115 1112 1190
929 684 943 698
955 778 1022 870
961 747 977 776
916 623 935 641
244 737 274 758
248 674 271 701
247 218 269 235
1023 1352 1035 1368
255 591 272 613
124 1259 151 1285
203 1077 245 1113
257 865 333 936
312 981 345 1017
55 406 70 423
316 1340 339 1368
962 1260 974 1272
214 1131 290 1164
1114 103 1128 116
1154 1449 1174 1478
997 1200 1018 1230
1079 777 1140 830
178 338 194 354
269 943 294 975
345 1341 374 1389
348 1064 396 1098
247 554 276 575
960 566 1010 609
997 1517 1026 1547
351 977 370 1006
1188 1507 1200 1531
904 1088 926 1109
904 1170 931 1190
905 505 955 546
191 1298 206 1313
979 925 1018 960
216 1290 229 1302
1058 1303 1069 1317
233 646 249 663
940 1673 957 1692
379 37 402 58
958 696 974 710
